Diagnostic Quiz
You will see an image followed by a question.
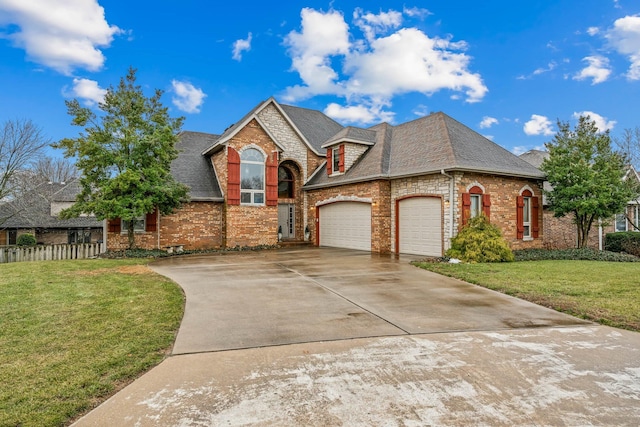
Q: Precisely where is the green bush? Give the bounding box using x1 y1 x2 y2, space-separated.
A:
605 231 640 252
446 215 514 263
514 248 639 262
621 239 640 257
16 234 36 246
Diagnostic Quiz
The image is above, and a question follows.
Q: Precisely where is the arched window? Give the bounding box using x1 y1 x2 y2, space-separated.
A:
240 148 265 204
278 166 294 198
517 189 539 239
461 185 491 226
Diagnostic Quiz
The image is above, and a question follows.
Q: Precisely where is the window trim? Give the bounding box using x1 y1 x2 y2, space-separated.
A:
240 148 266 205
522 196 532 240
121 217 145 233
470 194 482 219
332 146 341 175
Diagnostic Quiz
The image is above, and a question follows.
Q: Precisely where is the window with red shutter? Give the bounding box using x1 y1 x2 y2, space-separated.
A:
145 209 157 232
266 152 278 206
532 196 540 238
338 144 345 173
516 195 525 239
462 186 490 227
107 218 121 233
326 148 333 175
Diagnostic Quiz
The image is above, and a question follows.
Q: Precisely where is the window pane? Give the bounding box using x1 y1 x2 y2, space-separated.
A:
470 195 481 218
254 193 264 204
241 192 251 203
523 198 530 222
524 225 530 237
616 214 627 232
241 163 264 190
241 148 264 162
333 148 340 172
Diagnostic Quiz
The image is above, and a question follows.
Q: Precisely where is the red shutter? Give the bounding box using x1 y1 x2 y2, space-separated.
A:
516 196 524 239
266 152 278 206
326 148 333 175
482 194 491 220
532 196 540 238
145 209 158 232
339 144 345 173
227 147 241 205
461 193 471 226
107 218 121 233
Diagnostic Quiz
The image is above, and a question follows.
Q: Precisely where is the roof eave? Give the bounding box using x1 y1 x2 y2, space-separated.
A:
321 138 375 149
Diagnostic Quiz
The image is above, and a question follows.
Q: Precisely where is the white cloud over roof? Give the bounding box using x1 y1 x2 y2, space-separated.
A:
171 80 206 114
606 15 640 80
0 0 121 74
479 116 498 129
524 114 555 136
572 111 616 132
283 7 487 125
573 55 612 84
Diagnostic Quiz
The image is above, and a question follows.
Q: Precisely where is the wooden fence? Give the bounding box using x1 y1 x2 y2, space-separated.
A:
0 243 103 264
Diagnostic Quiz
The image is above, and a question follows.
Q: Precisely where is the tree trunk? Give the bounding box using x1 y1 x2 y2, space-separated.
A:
127 221 136 250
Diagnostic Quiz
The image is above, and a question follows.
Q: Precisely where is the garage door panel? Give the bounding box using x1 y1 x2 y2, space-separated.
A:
319 202 371 251
399 197 442 256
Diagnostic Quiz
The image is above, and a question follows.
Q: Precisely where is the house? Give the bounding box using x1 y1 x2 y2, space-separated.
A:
519 149 640 249
0 181 102 246
104 98 546 255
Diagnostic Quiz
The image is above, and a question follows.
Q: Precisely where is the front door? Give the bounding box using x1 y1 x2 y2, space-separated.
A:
278 204 295 239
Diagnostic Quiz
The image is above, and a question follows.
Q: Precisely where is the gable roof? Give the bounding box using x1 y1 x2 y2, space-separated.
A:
518 149 549 169
305 112 545 189
0 181 102 229
174 131 223 201
321 126 377 148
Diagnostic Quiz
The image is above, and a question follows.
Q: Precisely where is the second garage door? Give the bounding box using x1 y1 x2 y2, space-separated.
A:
398 197 442 256
319 202 371 251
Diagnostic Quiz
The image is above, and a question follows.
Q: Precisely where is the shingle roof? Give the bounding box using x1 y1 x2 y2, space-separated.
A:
0 182 102 229
173 131 223 201
518 149 549 169
305 112 545 189
321 126 377 148
279 104 344 153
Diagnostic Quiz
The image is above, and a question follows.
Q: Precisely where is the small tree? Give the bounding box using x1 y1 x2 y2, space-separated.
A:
54 67 189 249
446 215 514 263
541 116 639 248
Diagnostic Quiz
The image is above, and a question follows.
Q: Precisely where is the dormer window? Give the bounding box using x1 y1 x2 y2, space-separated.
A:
332 147 341 173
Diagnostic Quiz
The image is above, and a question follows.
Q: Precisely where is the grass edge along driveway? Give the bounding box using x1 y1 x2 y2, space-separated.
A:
414 259 640 332
0 259 184 427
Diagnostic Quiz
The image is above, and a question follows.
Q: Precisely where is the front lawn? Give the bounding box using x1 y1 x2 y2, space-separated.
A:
0 259 184 427
414 260 640 332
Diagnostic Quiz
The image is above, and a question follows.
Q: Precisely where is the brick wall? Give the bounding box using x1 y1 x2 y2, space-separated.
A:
457 172 545 250
543 210 615 249
160 202 223 249
306 180 391 253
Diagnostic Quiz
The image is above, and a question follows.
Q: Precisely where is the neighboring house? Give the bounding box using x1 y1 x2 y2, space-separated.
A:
519 149 640 249
0 180 102 246
104 98 546 256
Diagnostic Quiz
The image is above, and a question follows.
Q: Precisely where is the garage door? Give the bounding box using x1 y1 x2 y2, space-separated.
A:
319 202 371 251
398 197 442 256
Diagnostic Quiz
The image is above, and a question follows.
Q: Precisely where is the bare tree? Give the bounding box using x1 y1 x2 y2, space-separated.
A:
32 156 77 183
615 127 640 169
0 119 50 201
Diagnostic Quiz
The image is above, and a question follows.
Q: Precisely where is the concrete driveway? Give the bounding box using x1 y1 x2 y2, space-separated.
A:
74 247 640 426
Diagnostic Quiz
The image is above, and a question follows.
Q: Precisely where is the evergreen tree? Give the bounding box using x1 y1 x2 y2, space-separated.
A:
55 67 189 249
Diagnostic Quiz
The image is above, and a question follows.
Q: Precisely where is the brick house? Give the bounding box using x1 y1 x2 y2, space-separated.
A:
520 149 640 249
104 97 546 255
0 181 102 246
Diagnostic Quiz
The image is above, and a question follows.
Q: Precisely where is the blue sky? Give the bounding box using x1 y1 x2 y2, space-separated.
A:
1 0 639 157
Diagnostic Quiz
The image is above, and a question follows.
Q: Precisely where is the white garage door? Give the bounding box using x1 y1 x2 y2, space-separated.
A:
398 197 442 256
319 202 371 251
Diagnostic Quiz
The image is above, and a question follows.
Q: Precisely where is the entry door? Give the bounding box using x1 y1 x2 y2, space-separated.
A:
278 204 295 239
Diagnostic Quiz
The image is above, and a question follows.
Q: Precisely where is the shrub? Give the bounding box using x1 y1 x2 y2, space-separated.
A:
605 231 640 252
621 239 640 257
446 215 514 263
514 248 639 262
16 234 36 246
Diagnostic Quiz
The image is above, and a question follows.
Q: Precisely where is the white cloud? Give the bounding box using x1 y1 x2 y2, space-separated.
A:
606 15 640 80
283 7 487 125
171 80 206 114
573 55 612 84
67 78 105 105
232 32 252 61
403 7 432 19
0 0 122 74
353 8 402 42
572 111 616 132
587 26 600 36
533 61 557 75
479 116 498 129
324 102 394 125
524 115 554 136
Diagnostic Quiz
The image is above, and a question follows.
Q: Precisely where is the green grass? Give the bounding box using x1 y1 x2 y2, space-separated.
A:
414 260 640 332
0 259 184 427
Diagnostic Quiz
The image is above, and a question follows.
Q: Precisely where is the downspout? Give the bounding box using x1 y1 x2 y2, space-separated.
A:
598 218 603 251
157 208 161 250
441 169 455 248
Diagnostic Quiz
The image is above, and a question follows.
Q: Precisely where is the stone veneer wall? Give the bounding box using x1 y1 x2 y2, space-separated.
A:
344 143 369 171
306 180 391 253
390 174 455 253
457 172 545 250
